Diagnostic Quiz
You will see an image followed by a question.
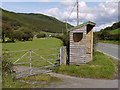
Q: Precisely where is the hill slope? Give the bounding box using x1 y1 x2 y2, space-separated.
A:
2 9 73 33
101 21 120 31
109 28 120 35
95 21 120 42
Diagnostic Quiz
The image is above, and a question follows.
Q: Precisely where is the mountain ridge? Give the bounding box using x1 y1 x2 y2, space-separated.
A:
2 9 73 33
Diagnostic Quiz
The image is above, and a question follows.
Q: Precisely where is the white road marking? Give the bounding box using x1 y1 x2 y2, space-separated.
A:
96 49 119 60
97 43 119 49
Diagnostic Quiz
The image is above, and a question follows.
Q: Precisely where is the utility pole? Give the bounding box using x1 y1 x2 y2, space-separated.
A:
77 0 79 25
66 19 68 30
62 28 63 35
66 19 67 30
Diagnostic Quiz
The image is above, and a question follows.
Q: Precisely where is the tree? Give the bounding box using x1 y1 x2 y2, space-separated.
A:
18 27 34 41
13 30 24 41
2 23 11 42
100 30 110 40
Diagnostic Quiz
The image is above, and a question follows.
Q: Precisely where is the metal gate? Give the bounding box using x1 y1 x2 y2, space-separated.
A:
3 47 62 78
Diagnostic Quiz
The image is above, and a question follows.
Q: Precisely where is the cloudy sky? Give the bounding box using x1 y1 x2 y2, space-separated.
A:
1 0 119 32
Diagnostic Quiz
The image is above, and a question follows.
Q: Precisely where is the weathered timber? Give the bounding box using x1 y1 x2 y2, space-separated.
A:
60 46 67 65
68 21 96 65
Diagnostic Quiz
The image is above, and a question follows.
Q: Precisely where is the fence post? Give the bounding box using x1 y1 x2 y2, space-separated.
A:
60 46 67 65
60 47 61 65
30 51 32 75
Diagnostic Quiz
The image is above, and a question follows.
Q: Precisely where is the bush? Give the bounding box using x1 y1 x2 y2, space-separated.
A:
36 33 46 38
2 53 21 88
2 53 13 74
53 33 69 64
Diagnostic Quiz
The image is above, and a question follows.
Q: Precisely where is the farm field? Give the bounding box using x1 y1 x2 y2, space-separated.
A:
2 37 63 67
2 37 63 50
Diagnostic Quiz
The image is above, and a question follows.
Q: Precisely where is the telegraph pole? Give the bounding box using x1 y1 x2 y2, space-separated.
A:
62 28 63 35
66 19 68 30
77 0 79 25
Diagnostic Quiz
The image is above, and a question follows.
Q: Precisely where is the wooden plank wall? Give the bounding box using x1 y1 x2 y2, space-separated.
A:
86 29 92 61
69 25 87 64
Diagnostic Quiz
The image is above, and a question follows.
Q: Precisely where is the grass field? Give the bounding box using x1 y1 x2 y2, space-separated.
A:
2 37 63 67
99 40 120 45
2 37 63 88
3 37 63 50
53 51 116 79
109 28 120 35
38 31 63 36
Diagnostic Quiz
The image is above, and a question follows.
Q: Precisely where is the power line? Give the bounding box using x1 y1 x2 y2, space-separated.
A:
65 2 77 30
67 2 77 21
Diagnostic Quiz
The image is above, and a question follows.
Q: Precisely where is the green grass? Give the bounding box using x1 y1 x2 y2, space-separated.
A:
53 51 116 79
2 37 63 67
2 37 63 88
109 28 120 35
18 74 61 88
2 73 21 88
2 37 63 50
3 74 61 88
38 31 63 36
3 9 72 33
99 40 120 45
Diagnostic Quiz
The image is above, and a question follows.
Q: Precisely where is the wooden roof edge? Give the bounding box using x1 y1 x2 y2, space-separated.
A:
67 21 96 32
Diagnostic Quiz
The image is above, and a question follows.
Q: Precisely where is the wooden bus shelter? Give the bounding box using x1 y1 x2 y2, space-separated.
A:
68 21 96 65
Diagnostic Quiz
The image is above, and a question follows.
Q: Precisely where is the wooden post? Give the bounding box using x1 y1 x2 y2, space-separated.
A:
91 29 93 61
66 19 68 30
77 0 79 26
60 46 67 65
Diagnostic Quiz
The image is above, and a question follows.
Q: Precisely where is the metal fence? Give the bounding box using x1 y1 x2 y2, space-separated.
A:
3 47 62 78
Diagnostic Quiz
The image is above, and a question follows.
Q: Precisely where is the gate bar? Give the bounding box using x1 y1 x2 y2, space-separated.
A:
30 51 32 75
13 52 29 64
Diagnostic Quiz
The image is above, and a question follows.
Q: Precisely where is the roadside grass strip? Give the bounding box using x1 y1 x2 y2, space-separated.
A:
99 40 120 45
53 51 116 79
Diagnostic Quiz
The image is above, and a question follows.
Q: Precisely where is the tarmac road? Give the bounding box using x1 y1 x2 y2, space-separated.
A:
47 72 118 88
95 43 119 60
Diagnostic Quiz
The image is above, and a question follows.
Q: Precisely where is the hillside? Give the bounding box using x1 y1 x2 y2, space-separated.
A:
101 21 120 31
2 9 73 33
95 21 120 44
109 28 120 35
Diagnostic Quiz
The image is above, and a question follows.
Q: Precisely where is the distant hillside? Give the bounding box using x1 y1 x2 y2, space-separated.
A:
101 21 120 31
95 21 120 41
2 9 73 33
109 28 120 35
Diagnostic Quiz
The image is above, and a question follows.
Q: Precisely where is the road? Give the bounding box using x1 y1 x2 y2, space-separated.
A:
95 42 119 60
47 72 118 88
